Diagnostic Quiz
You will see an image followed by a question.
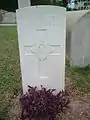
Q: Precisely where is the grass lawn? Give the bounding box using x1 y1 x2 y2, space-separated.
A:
0 26 90 120
66 59 90 93
0 26 21 120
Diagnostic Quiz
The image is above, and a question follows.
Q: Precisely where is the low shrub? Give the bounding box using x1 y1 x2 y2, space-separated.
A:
20 85 70 120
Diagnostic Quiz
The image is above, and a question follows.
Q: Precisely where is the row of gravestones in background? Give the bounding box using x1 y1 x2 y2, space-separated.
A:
0 8 90 66
0 9 89 24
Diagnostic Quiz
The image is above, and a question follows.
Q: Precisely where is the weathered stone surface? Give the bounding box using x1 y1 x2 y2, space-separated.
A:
66 10 90 66
0 10 16 24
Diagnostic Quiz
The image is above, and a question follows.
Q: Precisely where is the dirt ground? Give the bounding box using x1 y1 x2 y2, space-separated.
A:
9 77 90 120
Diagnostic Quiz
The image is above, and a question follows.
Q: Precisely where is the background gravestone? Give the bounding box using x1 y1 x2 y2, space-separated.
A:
0 11 16 24
18 0 31 8
16 6 66 93
70 12 90 66
0 10 3 23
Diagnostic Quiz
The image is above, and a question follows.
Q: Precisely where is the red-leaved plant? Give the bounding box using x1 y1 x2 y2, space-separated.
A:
20 85 70 120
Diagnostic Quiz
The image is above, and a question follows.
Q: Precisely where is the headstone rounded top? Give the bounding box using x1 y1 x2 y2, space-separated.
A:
66 10 90 32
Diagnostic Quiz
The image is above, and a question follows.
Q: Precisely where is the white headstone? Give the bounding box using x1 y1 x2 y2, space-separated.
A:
16 6 66 93
18 0 31 8
70 12 90 66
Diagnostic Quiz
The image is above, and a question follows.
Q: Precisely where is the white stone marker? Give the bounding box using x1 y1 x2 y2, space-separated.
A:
69 11 90 66
18 0 31 8
16 6 66 93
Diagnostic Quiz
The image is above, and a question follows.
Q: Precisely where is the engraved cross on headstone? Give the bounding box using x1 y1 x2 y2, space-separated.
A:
24 40 62 78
